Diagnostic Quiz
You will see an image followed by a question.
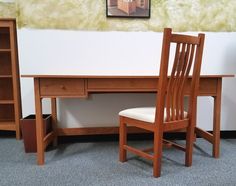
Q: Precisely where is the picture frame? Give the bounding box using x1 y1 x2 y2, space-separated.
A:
106 0 151 18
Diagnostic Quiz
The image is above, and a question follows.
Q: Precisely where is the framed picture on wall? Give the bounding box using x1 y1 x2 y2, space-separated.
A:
106 0 150 18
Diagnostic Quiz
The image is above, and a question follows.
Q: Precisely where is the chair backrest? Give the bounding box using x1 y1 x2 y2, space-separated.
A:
155 28 205 125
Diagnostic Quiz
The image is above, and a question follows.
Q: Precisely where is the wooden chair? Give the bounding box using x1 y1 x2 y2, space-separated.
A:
119 28 205 177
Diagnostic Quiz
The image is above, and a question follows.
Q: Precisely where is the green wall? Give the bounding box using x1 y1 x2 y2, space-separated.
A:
1 0 236 31
0 2 16 18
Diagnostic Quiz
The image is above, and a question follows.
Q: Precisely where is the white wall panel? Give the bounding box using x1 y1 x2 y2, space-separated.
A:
18 29 236 130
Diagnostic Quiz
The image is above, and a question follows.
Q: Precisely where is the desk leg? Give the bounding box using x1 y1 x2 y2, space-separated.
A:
34 78 45 165
51 98 58 146
213 78 222 158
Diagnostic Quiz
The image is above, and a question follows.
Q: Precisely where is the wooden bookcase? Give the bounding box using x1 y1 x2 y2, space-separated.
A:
0 19 22 139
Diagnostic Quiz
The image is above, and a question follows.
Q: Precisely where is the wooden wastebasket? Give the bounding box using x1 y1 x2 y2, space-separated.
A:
20 114 52 153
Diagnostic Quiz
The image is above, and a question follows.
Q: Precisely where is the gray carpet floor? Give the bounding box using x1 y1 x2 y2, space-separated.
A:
0 138 236 186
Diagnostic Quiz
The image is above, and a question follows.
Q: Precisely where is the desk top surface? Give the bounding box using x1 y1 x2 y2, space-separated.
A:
21 74 234 79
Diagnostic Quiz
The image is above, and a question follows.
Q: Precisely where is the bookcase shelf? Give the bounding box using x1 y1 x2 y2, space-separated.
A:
0 120 16 131
0 100 14 104
0 75 13 78
0 49 11 52
0 19 22 139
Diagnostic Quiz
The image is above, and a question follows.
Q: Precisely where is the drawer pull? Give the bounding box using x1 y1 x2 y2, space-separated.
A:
60 85 66 90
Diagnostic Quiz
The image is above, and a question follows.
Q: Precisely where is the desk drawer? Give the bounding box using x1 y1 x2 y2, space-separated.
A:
40 78 86 97
88 78 157 91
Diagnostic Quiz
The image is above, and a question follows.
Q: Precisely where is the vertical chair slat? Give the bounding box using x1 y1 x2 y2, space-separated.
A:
174 43 186 120
177 44 191 119
166 43 180 121
166 40 199 121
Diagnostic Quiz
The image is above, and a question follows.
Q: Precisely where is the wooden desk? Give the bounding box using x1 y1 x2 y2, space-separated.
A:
22 75 233 165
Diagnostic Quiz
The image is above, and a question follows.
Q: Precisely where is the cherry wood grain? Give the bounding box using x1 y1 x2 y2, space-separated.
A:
22 74 233 166
119 28 205 177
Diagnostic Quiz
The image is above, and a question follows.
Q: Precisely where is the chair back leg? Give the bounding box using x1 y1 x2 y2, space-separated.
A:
185 123 195 166
153 130 163 177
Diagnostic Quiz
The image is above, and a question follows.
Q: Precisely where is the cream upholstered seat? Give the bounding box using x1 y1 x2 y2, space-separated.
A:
119 107 188 123
118 28 205 178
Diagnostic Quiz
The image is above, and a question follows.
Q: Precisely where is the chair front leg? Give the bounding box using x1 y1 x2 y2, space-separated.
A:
119 116 127 162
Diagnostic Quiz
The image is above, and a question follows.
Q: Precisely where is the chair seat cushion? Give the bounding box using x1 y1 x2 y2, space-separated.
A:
119 107 188 123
